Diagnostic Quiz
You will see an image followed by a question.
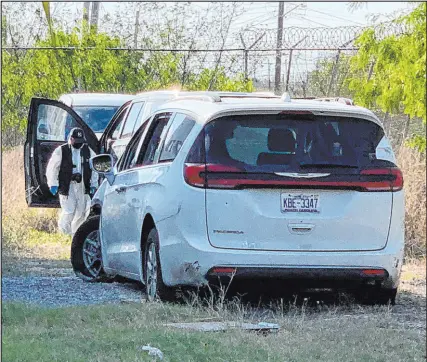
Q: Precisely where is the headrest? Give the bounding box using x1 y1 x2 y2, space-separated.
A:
268 129 295 152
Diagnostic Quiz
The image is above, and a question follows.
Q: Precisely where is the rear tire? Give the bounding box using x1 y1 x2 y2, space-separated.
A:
143 227 174 302
71 216 111 282
355 287 397 305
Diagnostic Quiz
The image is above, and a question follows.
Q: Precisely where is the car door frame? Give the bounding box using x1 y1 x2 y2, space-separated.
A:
110 100 146 161
100 111 179 281
25 97 99 208
99 100 132 154
101 109 200 282
99 115 155 278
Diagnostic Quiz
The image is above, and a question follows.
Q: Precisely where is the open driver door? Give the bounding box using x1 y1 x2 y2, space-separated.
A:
24 98 99 207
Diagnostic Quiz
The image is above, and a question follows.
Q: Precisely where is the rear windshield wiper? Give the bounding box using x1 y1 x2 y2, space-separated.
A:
299 163 359 168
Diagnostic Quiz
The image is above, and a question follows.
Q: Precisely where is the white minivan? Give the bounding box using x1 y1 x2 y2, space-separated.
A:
26 91 405 304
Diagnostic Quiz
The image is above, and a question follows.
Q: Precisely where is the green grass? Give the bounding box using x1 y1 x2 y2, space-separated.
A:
2 302 425 362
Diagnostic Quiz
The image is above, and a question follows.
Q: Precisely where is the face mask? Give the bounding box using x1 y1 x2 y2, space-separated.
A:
73 142 83 149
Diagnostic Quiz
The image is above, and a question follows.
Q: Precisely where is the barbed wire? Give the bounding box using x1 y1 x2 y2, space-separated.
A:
239 21 407 50
3 21 407 52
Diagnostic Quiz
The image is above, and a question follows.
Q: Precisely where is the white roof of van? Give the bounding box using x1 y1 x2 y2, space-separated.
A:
153 97 382 126
58 93 135 107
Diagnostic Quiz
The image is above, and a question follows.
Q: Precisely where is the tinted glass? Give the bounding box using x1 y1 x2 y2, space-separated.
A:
37 104 79 141
204 114 384 172
110 107 128 140
159 113 195 162
135 113 173 167
118 121 148 171
120 102 144 139
73 106 118 133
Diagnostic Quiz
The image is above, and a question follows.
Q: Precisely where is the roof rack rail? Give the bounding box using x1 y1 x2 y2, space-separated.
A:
314 97 354 106
216 92 279 99
168 91 282 103
136 90 285 103
170 95 220 103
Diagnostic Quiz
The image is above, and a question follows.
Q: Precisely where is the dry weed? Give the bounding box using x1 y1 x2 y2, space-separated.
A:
2 147 60 255
396 146 426 258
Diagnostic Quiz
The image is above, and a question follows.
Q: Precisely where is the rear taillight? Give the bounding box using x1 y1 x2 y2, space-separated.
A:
360 168 403 192
183 163 206 188
211 267 237 275
361 269 386 276
184 164 403 192
184 163 243 188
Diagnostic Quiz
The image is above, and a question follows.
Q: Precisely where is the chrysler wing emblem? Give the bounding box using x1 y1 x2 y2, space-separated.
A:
274 172 330 178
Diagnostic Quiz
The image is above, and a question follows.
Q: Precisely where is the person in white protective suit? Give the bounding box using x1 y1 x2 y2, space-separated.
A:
46 127 98 235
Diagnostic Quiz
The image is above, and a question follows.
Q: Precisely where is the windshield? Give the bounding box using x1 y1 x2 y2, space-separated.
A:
203 114 385 173
73 106 119 133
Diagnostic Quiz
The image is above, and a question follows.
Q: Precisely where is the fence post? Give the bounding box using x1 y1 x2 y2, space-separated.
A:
285 49 293 92
327 49 341 97
244 50 249 80
240 32 265 82
285 36 307 92
327 37 355 96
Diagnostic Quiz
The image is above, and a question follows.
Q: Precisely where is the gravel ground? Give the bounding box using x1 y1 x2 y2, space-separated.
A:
2 257 425 332
2 276 145 308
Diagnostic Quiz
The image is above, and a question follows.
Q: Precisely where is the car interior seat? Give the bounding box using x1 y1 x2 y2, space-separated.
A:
257 128 296 166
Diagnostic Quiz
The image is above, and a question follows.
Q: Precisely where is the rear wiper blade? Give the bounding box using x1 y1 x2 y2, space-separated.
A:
299 163 358 168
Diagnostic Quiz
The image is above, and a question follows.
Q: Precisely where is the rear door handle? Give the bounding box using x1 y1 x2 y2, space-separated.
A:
288 223 315 234
115 186 127 194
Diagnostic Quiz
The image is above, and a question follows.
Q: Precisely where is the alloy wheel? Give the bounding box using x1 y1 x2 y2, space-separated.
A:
146 242 158 302
82 230 103 278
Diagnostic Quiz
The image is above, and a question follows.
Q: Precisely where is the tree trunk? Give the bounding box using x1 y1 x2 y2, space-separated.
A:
401 115 411 146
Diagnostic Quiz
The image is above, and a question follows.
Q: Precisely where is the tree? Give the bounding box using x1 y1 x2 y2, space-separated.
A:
1 25 252 147
348 3 426 151
305 54 354 98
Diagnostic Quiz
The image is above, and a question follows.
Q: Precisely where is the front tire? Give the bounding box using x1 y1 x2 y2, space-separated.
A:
143 228 174 301
71 216 110 282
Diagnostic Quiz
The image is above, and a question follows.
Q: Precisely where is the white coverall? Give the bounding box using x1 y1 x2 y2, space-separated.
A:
46 141 98 235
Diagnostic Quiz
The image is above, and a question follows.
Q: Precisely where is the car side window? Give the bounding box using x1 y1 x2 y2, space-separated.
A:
134 112 173 167
110 106 129 140
118 118 153 172
159 113 195 162
36 104 79 141
119 102 144 139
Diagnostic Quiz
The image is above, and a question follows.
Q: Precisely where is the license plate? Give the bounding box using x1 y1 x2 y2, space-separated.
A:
281 193 320 213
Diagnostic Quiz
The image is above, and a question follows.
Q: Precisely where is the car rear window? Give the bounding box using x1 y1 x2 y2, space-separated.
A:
203 113 385 172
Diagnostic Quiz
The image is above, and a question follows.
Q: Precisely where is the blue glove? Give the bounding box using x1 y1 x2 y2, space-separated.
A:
50 186 58 196
90 187 96 196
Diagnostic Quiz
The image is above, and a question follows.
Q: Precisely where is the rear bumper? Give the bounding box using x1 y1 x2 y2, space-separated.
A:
205 266 389 289
160 236 404 289
206 266 388 281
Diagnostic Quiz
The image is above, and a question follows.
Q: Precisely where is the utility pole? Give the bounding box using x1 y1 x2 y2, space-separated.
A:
134 10 140 48
274 2 284 95
90 1 100 30
83 2 90 23
268 60 271 91
274 3 302 95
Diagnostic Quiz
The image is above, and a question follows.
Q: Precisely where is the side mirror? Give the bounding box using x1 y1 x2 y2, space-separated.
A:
90 154 116 185
38 123 49 134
